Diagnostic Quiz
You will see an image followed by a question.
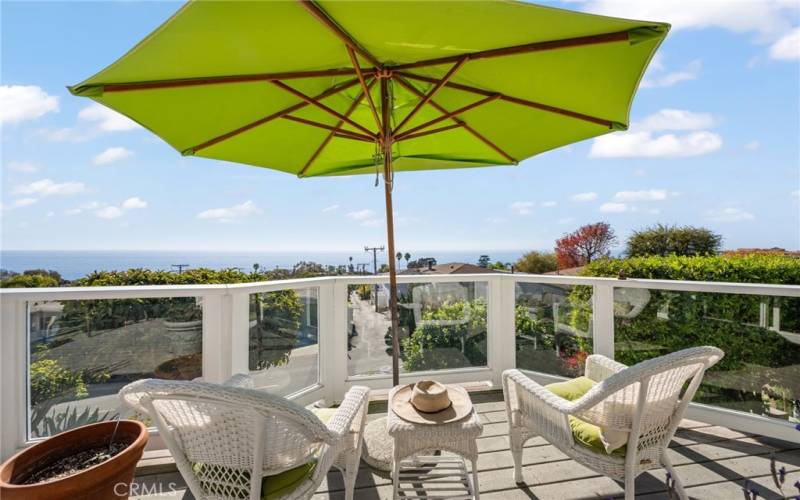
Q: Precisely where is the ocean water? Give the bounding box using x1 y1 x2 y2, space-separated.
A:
0 250 525 280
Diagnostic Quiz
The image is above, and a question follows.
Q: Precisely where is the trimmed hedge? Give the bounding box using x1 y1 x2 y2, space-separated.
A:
577 255 800 418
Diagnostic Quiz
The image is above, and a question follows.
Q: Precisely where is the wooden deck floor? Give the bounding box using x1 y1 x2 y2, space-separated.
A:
133 391 800 499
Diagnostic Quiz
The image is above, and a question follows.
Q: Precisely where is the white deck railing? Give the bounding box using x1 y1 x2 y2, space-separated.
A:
1 273 799 460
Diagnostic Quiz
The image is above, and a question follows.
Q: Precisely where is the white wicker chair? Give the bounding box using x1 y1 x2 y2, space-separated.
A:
120 374 370 500
502 346 723 500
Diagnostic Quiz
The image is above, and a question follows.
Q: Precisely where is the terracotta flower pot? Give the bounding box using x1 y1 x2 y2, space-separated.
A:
0 420 149 500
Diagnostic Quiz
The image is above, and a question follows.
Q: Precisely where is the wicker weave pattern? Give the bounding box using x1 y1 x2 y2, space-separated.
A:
119 376 369 500
502 346 723 500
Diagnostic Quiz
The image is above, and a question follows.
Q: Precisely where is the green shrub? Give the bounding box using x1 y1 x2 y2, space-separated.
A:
402 299 488 371
576 254 800 419
1 274 59 288
626 224 722 257
515 251 558 274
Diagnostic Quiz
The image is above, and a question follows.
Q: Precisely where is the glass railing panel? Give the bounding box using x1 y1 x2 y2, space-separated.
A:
613 288 800 424
248 287 319 396
27 297 203 439
514 282 594 377
347 281 489 376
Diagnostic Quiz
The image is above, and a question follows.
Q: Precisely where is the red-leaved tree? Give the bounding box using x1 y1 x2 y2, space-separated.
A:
555 222 617 269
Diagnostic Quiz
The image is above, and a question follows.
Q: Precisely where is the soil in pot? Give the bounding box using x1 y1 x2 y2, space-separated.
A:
20 441 131 485
154 352 202 380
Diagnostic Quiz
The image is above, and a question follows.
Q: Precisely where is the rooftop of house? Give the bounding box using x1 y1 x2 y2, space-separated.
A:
399 262 503 275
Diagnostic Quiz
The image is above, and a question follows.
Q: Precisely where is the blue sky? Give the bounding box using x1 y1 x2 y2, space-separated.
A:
1 1 798 254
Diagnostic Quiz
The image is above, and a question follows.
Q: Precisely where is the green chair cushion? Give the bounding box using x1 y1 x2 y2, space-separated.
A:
544 376 596 401
544 377 627 457
190 407 335 499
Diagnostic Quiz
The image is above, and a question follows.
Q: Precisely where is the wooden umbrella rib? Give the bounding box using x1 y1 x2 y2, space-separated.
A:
391 30 630 71
394 123 464 142
100 67 367 93
299 80 374 177
392 57 467 135
394 76 516 164
346 47 382 132
394 94 499 141
399 72 615 128
271 80 377 138
298 0 382 68
189 78 360 153
282 114 374 142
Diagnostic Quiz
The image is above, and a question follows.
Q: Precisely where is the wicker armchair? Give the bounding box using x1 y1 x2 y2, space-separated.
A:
502 346 723 500
120 374 370 500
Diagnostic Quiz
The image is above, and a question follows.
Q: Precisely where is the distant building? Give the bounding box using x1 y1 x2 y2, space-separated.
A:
399 261 502 275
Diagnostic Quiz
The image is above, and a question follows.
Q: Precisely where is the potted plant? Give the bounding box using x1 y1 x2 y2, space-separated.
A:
0 420 148 499
163 298 202 342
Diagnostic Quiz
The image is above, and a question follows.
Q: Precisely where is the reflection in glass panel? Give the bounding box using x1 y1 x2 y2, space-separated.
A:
248 288 319 396
613 289 800 423
514 283 593 377
28 297 203 439
347 282 488 376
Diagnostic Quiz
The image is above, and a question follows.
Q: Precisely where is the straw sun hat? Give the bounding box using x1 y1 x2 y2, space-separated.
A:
392 381 473 424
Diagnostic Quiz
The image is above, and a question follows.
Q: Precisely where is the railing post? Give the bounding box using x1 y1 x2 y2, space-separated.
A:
229 291 250 376
592 283 615 359
488 275 516 386
202 292 235 383
323 279 349 404
1 298 27 461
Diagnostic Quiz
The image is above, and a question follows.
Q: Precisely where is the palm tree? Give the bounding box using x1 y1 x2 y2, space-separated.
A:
404 252 411 266
396 251 402 264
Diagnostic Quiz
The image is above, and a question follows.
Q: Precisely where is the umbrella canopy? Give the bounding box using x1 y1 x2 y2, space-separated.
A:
70 0 668 385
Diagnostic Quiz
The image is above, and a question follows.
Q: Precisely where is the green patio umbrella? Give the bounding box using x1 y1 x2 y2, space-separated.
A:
70 1 668 387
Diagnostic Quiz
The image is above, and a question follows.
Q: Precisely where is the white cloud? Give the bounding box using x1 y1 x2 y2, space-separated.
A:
642 59 702 89
197 200 262 222
791 190 800 199
78 103 141 132
590 109 721 160
1 198 38 211
584 1 796 41
704 207 755 222
13 198 38 208
600 202 629 213
744 140 761 151
93 147 133 166
638 109 716 131
510 201 534 215
613 189 670 202
13 178 86 197
121 197 147 210
0 85 59 124
485 217 507 224
571 192 598 202
541 201 558 208
95 206 124 219
346 209 377 221
7 161 40 173
65 201 102 215
769 27 800 60
590 131 722 158
322 204 339 213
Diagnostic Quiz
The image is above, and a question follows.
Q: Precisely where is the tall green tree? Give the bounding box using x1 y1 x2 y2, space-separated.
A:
477 255 491 268
626 224 722 257
515 251 558 274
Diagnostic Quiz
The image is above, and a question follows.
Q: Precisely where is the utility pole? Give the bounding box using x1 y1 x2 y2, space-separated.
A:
171 264 190 274
365 245 385 311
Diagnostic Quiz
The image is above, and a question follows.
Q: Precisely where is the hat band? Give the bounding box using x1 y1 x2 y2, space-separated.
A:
410 400 453 414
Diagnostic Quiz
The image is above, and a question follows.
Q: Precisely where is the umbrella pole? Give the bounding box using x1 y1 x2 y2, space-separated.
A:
381 76 401 388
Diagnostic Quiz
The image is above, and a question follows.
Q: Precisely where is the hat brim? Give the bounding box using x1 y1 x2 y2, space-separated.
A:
392 384 473 424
